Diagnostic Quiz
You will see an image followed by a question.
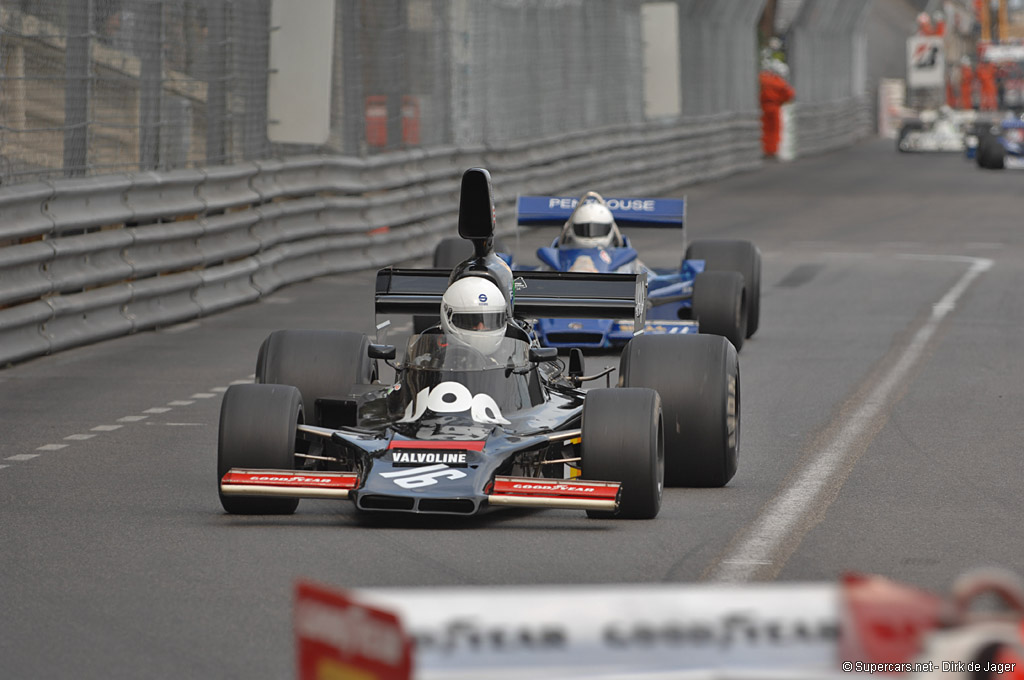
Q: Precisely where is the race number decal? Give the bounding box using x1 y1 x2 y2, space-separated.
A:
399 382 510 425
380 464 468 489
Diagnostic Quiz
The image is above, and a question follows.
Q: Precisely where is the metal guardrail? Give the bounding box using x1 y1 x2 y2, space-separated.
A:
0 114 761 366
790 96 873 157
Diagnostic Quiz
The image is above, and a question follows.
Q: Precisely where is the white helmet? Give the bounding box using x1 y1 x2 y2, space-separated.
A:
440 276 508 355
565 201 617 249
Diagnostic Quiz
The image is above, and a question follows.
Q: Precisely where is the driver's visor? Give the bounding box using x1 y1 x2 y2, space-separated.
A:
448 311 506 331
573 222 612 238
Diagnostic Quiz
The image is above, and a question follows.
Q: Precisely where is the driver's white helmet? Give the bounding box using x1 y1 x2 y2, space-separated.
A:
565 201 617 249
440 276 508 355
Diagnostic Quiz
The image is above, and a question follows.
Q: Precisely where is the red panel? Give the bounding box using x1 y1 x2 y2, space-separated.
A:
222 471 359 490
491 476 620 501
839 572 943 665
296 581 413 680
387 440 485 451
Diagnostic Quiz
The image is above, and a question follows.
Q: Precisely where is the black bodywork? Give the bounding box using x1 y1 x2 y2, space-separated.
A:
313 331 590 515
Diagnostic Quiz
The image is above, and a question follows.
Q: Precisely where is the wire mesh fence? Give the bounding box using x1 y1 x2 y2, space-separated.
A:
1 0 874 187
0 0 268 183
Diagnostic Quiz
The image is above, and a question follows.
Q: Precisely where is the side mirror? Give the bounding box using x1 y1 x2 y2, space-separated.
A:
529 347 558 363
368 344 396 361
568 348 585 379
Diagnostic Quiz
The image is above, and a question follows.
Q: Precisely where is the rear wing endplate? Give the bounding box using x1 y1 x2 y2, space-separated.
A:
375 268 647 328
516 195 685 230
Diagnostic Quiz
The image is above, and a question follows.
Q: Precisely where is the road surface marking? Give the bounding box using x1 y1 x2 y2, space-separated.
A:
706 255 992 583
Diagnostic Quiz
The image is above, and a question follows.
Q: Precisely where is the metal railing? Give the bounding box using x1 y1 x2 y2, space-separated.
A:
0 0 888 366
0 114 761 366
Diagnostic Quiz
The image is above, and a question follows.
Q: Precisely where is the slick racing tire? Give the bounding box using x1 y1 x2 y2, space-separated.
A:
685 239 762 337
620 334 739 487
976 134 1006 170
218 384 303 514
256 330 373 426
581 388 663 520
692 271 747 351
415 237 511 333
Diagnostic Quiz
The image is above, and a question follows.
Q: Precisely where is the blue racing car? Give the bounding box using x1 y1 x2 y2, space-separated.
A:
976 117 1024 169
515 192 761 351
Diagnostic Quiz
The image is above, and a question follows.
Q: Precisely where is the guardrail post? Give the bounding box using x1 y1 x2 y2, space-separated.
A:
63 0 92 177
339 0 365 154
138 0 164 171
205 0 228 165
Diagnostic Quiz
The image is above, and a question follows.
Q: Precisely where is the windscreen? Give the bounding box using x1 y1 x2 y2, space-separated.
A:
393 332 540 422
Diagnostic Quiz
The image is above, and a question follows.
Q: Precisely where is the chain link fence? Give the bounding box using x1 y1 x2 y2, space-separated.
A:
0 0 268 183
1 0 774 187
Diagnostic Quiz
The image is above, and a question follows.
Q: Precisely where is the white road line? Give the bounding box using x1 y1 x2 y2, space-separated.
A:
0 465 8 470
92 425 123 431
210 387 228 393
707 255 993 583
191 393 216 399
168 400 195 406
118 415 149 422
144 407 172 414
229 379 251 385
36 444 68 451
8 454 41 461
164 423 202 426
64 434 96 441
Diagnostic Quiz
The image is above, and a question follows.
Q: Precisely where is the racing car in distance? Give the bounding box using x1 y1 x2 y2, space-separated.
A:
975 117 1024 169
895 107 980 153
514 192 761 351
216 169 741 522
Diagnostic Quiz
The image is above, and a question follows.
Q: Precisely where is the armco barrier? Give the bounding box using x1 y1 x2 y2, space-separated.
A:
791 96 872 157
0 114 762 367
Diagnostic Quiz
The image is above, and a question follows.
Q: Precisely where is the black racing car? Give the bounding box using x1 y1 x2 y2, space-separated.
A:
216 169 740 520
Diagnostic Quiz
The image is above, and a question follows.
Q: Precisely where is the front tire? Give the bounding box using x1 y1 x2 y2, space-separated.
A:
620 334 739 487
218 384 303 514
581 388 663 519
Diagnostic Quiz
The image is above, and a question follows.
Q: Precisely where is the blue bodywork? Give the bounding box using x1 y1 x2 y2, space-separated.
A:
998 119 1024 163
517 195 703 349
977 118 1024 167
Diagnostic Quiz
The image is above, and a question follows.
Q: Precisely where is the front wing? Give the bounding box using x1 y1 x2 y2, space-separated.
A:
220 429 621 515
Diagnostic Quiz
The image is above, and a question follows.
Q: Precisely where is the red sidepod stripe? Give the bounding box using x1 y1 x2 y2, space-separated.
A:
222 470 359 489
387 440 486 451
491 476 620 500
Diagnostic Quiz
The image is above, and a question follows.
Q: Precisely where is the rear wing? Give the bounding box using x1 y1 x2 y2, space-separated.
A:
375 268 647 327
516 195 686 230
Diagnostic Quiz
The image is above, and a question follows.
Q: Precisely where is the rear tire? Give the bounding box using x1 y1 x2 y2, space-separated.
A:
256 330 373 426
620 334 739 487
692 270 746 351
581 388 663 519
977 134 1006 170
685 239 762 337
218 384 303 514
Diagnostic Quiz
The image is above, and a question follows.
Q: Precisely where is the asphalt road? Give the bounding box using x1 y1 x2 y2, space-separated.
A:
2 138 1022 678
